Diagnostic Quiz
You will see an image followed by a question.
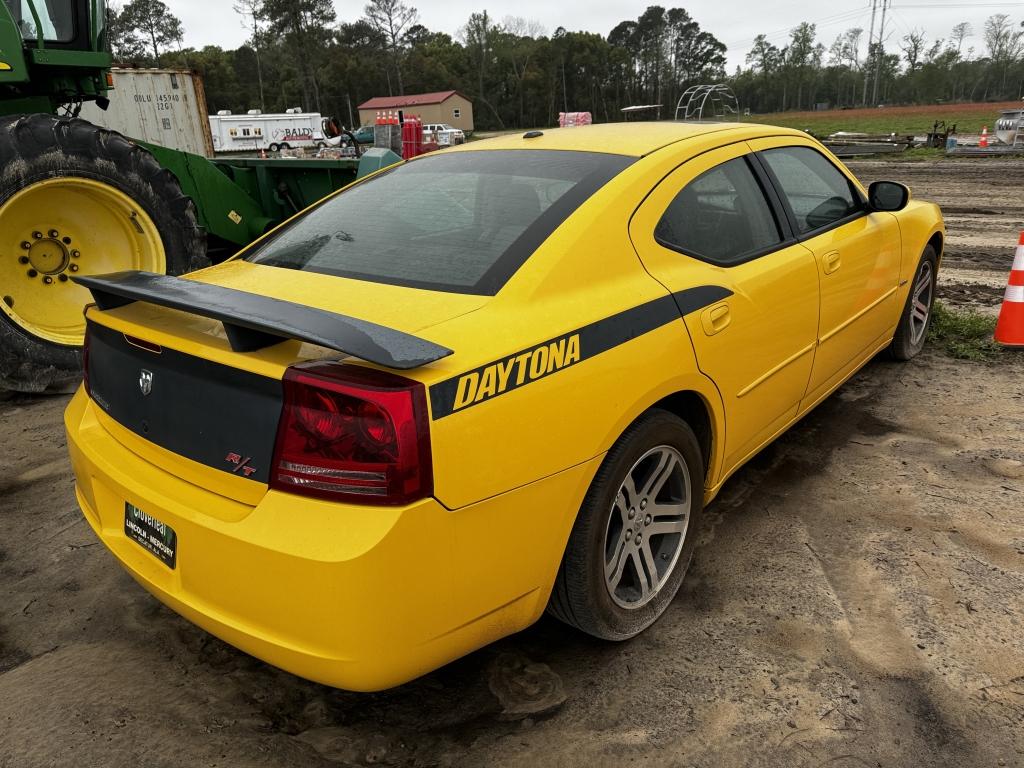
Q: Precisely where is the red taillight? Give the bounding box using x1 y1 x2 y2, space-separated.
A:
270 362 433 505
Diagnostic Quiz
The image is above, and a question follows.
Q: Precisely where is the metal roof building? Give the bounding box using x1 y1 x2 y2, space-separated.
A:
357 91 474 132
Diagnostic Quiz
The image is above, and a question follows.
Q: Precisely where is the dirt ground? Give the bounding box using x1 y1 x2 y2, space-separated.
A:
2 157 1023 768
848 158 1024 316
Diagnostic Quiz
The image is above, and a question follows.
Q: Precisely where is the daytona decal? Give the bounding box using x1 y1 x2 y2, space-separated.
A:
429 286 731 419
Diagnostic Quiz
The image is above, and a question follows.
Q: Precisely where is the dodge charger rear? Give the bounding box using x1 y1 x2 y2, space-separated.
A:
65 123 944 691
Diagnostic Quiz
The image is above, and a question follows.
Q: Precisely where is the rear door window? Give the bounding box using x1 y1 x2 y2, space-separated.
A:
759 146 863 234
244 150 632 295
655 156 783 265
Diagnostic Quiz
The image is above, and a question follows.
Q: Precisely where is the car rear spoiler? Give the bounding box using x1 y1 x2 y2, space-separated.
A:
73 271 453 370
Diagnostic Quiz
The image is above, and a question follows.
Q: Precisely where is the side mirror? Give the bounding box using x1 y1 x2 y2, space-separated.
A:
868 180 910 212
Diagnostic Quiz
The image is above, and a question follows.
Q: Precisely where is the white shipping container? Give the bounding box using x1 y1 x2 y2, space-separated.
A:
208 111 331 153
79 68 215 158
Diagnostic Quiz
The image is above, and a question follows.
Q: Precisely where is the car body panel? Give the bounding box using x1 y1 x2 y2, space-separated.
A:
442 121 766 158
66 386 601 690
746 135 904 404
628 138 821 476
65 121 945 690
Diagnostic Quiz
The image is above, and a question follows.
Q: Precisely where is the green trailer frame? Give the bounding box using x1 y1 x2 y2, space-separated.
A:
143 146 402 250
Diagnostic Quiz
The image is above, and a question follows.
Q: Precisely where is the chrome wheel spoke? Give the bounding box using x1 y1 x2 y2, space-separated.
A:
912 300 929 322
638 450 675 501
613 489 631 528
633 545 657 599
620 473 639 508
646 517 687 537
605 531 630 585
651 498 689 517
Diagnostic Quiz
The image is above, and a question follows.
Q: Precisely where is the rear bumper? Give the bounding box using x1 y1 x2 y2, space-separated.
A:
65 388 599 691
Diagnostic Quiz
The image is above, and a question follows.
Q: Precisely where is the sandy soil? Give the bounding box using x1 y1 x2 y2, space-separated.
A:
2 158 1023 768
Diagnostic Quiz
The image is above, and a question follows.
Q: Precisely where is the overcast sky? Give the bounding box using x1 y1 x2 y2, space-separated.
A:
167 0 1019 70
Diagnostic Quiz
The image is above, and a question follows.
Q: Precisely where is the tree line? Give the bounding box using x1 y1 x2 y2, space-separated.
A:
106 0 1024 129
735 15 1024 113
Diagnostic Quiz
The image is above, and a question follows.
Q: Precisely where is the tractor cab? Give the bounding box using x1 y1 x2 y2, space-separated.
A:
3 0 92 47
0 0 111 111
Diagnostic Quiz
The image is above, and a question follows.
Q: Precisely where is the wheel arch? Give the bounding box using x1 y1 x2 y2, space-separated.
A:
926 230 943 264
595 376 726 492
649 390 714 478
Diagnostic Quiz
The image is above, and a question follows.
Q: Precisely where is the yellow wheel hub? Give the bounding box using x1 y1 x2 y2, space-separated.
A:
0 177 166 346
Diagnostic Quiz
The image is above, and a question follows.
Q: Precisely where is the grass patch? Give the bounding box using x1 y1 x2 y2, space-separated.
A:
929 301 1003 361
741 101 1018 137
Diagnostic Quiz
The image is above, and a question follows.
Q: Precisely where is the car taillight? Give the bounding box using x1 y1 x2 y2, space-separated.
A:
270 362 433 505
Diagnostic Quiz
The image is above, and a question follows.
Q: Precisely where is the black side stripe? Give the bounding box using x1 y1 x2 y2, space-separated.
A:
428 285 732 419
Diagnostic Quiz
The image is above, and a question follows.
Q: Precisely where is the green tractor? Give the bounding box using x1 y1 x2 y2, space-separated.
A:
1 0 396 392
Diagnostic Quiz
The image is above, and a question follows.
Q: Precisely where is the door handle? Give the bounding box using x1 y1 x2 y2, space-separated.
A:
701 303 731 336
823 251 841 275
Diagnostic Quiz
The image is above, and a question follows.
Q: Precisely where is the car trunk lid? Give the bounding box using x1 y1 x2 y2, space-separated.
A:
81 262 485 507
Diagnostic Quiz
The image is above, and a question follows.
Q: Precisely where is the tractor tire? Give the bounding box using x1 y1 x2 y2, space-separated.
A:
0 114 206 393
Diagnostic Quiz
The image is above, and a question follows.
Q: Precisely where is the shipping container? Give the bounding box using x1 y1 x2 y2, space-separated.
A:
79 68 215 157
208 110 334 153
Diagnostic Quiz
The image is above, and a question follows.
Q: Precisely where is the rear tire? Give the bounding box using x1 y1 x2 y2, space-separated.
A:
887 244 938 361
548 410 704 640
0 114 205 392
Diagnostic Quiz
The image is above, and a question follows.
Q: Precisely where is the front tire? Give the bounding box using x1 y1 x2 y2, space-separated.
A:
548 410 704 640
0 114 205 392
888 244 938 361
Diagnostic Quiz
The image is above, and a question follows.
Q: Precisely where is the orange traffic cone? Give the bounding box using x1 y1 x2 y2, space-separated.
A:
994 231 1024 347
980 125 989 148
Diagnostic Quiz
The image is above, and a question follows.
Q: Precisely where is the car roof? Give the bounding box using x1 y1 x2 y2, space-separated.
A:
447 121 806 157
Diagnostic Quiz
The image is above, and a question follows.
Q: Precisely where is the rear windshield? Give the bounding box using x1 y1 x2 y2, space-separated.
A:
243 149 633 295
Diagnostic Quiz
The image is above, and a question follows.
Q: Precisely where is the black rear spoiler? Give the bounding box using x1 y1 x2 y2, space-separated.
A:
73 271 453 370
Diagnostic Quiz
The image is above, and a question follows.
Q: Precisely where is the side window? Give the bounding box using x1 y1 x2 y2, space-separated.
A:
453 108 462 119
655 156 782 265
760 146 861 234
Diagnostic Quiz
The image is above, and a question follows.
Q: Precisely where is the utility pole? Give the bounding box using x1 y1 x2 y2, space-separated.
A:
861 0 878 105
871 0 889 105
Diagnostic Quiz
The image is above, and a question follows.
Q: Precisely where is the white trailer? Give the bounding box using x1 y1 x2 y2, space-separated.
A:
208 109 332 153
79 68 215 157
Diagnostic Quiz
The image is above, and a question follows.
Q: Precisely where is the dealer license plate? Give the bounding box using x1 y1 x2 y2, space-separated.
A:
124 502 177 569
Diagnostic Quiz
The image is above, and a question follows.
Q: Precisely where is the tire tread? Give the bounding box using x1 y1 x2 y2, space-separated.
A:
0 114 207 391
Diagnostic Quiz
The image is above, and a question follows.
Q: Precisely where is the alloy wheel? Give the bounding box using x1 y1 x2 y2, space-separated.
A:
603 445 692 609
909 260 935 346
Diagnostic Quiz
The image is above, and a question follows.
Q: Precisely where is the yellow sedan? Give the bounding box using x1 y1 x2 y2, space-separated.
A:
65 122 944 691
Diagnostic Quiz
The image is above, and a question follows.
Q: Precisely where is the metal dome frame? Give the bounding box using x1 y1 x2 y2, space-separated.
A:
675 84 739 121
